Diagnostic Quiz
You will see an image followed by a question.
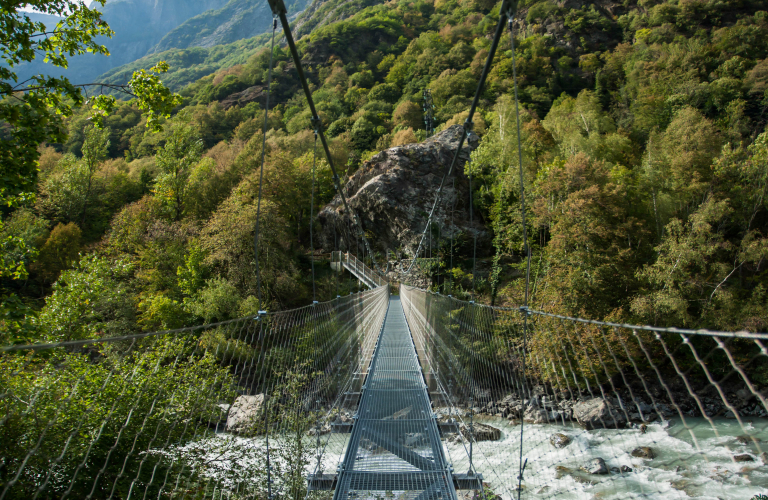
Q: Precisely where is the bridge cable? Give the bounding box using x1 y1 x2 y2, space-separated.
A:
508 12 533 500
254 16 278 310
403 0 517 278
254 17 278 500
310 129 318 303
266 0 385 279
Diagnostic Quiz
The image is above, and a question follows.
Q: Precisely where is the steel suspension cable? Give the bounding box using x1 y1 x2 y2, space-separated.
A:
310 129 318 303
403 0 517 278
255 16 278 309
266 0 385 279
508 12 532 499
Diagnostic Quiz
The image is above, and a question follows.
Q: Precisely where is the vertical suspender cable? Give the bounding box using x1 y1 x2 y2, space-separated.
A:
266 0 385 278
469 137 477 301
310 130 318 303
509 14 532 500
254 17 277 500
255 17 278 309
403 0 515 277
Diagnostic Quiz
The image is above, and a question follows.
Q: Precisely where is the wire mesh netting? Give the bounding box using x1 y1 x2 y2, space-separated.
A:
400 285 768 500
0 286 388 500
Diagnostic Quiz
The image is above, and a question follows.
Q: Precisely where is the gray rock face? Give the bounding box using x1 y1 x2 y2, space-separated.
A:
550 433 572 448
581 458 609 475
225 394 265 433
318 126 490 263
573 398 627 429
631 447 655 459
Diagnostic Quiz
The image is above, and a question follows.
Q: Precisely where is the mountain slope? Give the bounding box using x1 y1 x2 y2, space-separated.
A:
152 0 308 53
97 0 387 94
13 0 231 84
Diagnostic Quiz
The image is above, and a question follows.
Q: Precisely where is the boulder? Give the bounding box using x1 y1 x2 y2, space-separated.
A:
581 458 609 475
631 447 655 459
734 454 755 462
725 409 739 419
317 126 489 263
474 423 502 441
736 435 761 445
573 398 626 429
225 394 265 433
550 433 572 448
620 465 633 473
523 406 549 424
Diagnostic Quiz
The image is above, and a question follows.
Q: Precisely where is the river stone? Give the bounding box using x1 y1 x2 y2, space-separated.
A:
631 447 655 459
573 398 626 429
737 435 761 444
620 465 633 473
550 433 572 448
523 406 549 424
725 409 739 419
734 454 755 462
581 458 609 474
555 466 572 479
225 394 265 433
459 422 501 441
474 423 501 441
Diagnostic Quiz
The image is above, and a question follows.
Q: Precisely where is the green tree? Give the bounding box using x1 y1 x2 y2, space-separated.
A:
1 2 180 211
78 125 110 226
32 222 82 284
153 122 204 221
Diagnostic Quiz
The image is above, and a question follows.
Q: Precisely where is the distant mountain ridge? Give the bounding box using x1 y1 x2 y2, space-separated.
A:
151 0 310 53
95 0 386 93
12 0 271 84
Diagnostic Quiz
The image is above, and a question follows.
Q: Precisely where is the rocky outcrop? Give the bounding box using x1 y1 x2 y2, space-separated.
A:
573 398 627 429
225 394 265 433
318 126 490 263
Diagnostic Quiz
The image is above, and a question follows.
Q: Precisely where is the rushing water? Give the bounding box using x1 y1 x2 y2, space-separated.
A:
443 416 768 500
193 417 768 499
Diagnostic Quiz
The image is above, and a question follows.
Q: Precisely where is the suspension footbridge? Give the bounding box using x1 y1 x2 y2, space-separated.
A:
3 0 768 498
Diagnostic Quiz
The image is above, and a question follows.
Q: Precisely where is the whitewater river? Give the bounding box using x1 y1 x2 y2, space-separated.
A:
196 416 768 499
442 416 768 500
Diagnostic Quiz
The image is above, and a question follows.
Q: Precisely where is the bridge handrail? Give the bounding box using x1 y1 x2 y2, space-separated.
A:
331 250 388 288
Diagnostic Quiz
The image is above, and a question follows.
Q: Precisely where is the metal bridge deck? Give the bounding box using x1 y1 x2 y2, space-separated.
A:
332 296 458 500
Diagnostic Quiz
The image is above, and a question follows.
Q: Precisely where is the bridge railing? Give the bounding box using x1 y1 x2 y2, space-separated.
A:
0 286 388 500
331 250 388 288
401 285 768 500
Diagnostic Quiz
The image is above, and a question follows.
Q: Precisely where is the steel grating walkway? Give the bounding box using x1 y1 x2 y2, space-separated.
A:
332 296 458 500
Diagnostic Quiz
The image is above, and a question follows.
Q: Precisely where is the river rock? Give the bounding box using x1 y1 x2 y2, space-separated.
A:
736 435 761 445
555 466 572 479
456 422 501 442
581 458 609 474
573 398 626 429
225 394 265 433
620 465 633 473
631 447 655 459
725 409 739 419
523 406 549 424
473 423 501 441
734 454 755 462
550 433 572 448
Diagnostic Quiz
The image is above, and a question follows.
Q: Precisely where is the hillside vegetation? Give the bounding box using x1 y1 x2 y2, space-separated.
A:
3 0 768 344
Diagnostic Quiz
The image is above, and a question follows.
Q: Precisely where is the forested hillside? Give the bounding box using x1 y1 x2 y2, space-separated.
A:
2 0 768 350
